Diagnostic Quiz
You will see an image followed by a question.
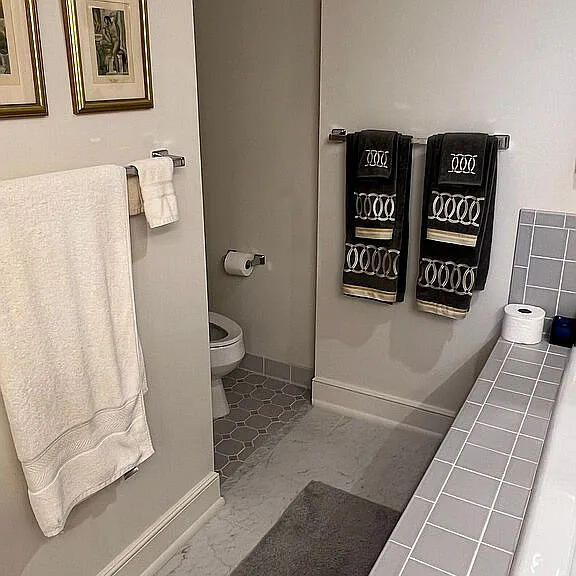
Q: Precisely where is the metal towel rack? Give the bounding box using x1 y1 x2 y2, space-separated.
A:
328 128 511 150
125 149 186 177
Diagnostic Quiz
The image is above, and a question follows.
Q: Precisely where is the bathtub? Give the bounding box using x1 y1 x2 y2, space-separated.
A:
511 346 576 576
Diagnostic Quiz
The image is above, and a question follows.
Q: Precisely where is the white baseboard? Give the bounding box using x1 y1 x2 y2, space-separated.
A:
312 376 455 436
97 471 222 576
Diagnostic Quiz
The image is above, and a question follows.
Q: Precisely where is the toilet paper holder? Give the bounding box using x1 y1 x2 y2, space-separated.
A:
250 254 266 267
224 250 266 268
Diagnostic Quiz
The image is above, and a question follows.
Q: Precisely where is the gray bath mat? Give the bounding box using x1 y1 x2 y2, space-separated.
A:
231 481 401 576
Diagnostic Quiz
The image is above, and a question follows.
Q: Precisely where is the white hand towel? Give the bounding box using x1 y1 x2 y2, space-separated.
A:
130 157 179 228
0 166 154 537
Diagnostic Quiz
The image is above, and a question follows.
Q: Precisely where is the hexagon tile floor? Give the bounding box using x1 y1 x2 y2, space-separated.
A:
213 368 312 482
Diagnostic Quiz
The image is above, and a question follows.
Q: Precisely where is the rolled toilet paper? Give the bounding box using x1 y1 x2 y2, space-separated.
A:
224 251 254 277
501 304 546 344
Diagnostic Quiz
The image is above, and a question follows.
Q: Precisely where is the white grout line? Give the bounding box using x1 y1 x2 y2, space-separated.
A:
521 224 535 304
409 558 457 576
463 343 551 576
554 229 570 316
426 522 516 557
525 283 576 295
396 346 515 576
452 422 546 442
388 539 411 550
465 441 539 464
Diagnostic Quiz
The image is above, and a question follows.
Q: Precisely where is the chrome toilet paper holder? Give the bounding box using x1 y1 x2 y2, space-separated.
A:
224 250 266 269
250 254 266 267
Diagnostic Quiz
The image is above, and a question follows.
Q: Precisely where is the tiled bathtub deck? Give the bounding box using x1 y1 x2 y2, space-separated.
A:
371 338 568 576
213 368 311 482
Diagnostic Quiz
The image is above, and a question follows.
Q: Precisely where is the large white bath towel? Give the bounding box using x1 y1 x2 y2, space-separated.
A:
0 166 153 537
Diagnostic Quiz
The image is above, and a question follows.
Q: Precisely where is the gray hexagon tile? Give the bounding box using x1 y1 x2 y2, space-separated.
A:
214 368 311 483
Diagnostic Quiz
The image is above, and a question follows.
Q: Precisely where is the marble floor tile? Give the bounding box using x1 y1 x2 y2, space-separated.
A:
155 407 442 576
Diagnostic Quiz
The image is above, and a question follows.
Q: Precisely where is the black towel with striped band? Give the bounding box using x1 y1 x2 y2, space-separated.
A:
343 130 413 303
416 133 499 319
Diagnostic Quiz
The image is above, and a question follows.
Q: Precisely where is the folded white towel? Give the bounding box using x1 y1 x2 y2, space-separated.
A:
130 157 179 228
0 165 154 537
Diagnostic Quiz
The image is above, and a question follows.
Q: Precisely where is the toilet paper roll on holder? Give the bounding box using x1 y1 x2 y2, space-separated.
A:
225 250 266 268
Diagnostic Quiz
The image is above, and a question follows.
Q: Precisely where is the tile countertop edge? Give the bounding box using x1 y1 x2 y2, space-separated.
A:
370 337 569 576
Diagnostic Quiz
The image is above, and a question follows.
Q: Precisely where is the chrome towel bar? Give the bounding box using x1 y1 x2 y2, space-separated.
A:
125 149 186 177
328 128 510 150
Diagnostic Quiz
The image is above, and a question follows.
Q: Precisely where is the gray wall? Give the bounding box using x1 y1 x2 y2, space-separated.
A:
0 1 216 574
316 0 576 413
194 0 321 370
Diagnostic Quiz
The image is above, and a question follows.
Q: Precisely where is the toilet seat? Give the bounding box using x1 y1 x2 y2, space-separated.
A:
209 312 243 349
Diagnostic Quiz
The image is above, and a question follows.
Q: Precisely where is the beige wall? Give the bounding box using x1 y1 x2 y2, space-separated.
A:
316 0 576 413
0 1 217 575
194 0 320 369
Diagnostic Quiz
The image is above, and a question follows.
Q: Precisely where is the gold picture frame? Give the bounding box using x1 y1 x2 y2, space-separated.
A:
0 0 47 119
61 0 153 114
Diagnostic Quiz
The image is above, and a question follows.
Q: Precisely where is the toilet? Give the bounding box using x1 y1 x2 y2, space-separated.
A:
209 312 245 419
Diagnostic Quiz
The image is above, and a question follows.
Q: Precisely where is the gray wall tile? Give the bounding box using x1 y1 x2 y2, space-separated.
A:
487 388 530 413
561 261 576 291
528 397 554 419
534 381 558 401
502 358 541 379
513 435 543 462
393 497 433 547
510 346 546 364
520 415 549 439
412 524 477 576
567 230 576 261
478 404 523 432
531 226 567 259
468 380 492 404
444 467 499 507
566 214 576 229
241 353 264 373
545 352 567 369
513 225 532 267
478 359 503 381
527 256 563 289
491 340 511 361
540 365 563 383
372 541 410 574
494 483 530 517
504 457 536 489
264 358 291 380
519 210 535 225
557 291 576 317
483 511 522 552
415 460 452 500
291 365 314 388
524 286 558 317
403 559 447 576
436 429 467 463
495 373 536 395
509 266 527 303
468 423 516 454
429 494 489 540
457 444 508 479
453 402 482 431
535 211 565 227
469 545 512 576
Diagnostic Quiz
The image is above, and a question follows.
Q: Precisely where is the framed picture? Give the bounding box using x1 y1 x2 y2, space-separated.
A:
61 0 153 114
0 0 47 118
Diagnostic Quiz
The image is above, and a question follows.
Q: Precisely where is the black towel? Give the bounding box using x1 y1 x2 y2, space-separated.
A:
343 130 413 303
416 133 499 318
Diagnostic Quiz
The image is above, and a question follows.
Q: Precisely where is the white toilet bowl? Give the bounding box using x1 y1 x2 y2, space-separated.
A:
209 312 245 419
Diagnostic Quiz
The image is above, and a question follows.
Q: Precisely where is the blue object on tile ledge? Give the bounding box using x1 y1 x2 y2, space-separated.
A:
550 316 575 348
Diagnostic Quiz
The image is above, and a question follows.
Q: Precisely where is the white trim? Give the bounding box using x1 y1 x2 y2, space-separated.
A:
97 471 222 576
312 376 455 436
